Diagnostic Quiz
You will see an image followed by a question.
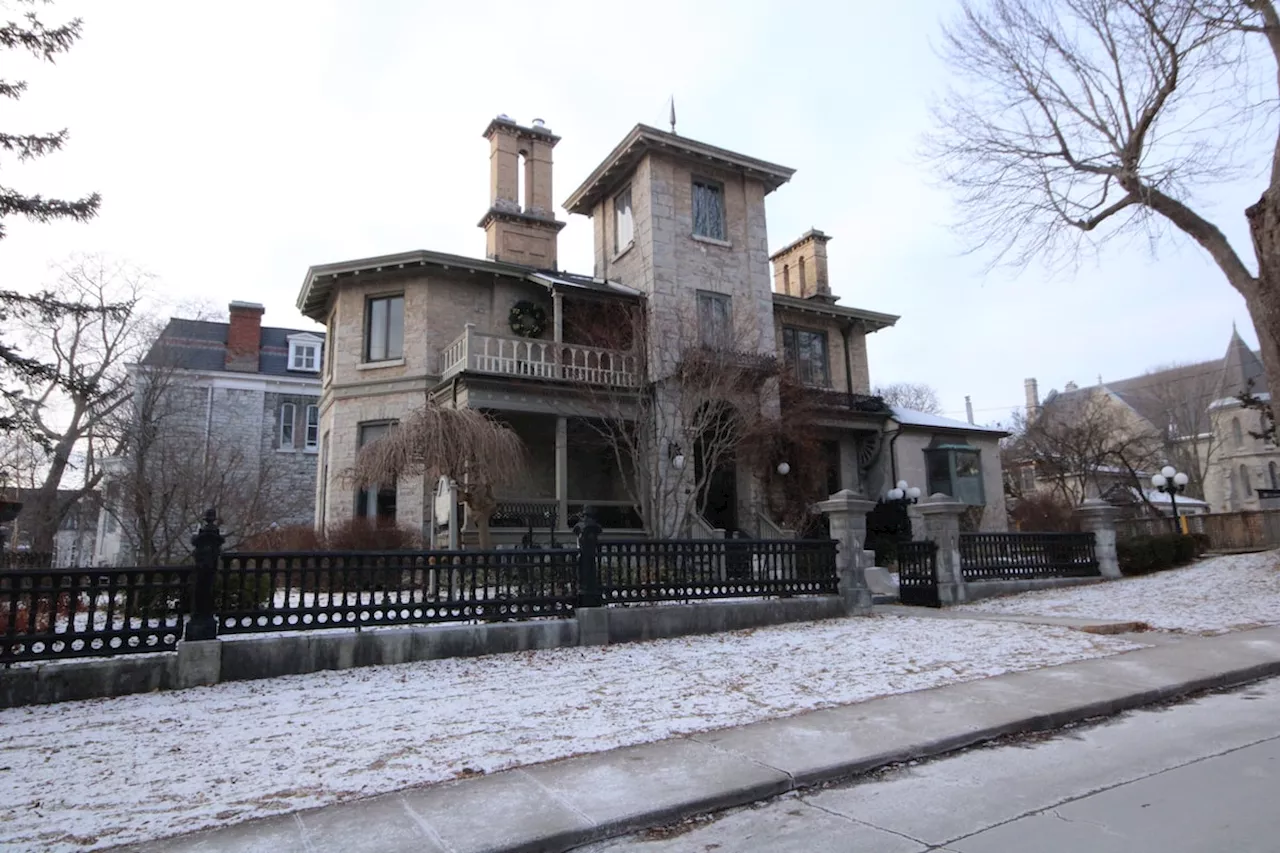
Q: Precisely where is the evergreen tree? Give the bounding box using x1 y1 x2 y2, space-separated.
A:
1 2 104 448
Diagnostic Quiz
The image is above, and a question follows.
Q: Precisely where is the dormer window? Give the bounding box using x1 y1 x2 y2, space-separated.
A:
287 333 324 373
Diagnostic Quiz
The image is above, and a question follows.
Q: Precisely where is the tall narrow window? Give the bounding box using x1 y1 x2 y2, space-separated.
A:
697 291 732 347
279 403 295 449
365 295 404 362
798 256 807 291
692 179 725 240
304 405 320 450
782 326 830 387
517 151 527 211
1241 464 1253 497
1233 417 1244 448
614 186 633 252
1270 461 1277 490
356 422 397 523
325 314 335 378
783 264 791 295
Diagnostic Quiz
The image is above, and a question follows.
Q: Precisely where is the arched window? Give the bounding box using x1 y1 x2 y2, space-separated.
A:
1233 417 1244 448
798 256 807 291
782 264 790 295
1240 464 1252 497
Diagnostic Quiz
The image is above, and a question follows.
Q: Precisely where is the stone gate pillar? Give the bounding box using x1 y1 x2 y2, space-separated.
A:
1075 499 1122 580
816 489 877 615
914 494 967 605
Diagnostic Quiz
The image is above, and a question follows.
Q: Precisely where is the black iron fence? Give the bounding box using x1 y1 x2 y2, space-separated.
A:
959 532 1099 581
596 538 839 605
1 566 189 663
214 549 578 633
897 541 940 608
3 510 840 663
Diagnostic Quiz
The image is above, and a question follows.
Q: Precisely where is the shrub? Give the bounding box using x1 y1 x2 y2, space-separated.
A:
322 518 422 551
238 524 324 552
1008 493 1077 532
1117 533 1199 576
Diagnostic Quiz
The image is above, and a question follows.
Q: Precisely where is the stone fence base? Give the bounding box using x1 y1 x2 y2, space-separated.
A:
960 576 1105 605
1 596 850 709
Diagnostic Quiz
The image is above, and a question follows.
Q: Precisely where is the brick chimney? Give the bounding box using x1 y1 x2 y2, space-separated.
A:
225 301 265 373
769 230 835 302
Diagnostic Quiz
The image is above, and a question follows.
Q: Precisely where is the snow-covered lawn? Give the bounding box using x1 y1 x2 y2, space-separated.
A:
955 550 1280 635
0 614 1138 852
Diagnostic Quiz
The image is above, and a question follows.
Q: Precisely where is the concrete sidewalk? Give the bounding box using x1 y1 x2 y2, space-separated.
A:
120 626 1280 853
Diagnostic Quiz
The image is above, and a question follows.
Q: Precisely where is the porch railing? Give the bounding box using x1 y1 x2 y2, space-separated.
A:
959 532 1099 580
440 324 640 387
489 500 644 530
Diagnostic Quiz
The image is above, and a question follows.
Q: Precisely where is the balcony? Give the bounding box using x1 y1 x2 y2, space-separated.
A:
803 387 892 414
441 324 640 388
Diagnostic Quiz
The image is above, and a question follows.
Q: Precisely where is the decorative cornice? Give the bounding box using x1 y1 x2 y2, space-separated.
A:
476 206 567 232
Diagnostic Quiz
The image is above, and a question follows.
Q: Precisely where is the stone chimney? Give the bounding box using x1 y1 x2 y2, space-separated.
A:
225 301 264 373
769 230 835 302
478 115 566 268
1064 381 1078 392
1024 378 1041 421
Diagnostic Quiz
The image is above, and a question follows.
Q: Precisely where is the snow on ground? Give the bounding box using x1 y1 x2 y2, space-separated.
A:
0 614 1138 852
956 550 1280 635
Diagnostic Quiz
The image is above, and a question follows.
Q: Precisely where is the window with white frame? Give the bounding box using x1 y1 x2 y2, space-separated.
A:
305 405 319 450
614 186 634 253
279 402 295 449
692 178 725 241
289 340 320 372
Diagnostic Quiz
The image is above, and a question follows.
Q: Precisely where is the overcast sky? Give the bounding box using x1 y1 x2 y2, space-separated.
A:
2 0 1259 425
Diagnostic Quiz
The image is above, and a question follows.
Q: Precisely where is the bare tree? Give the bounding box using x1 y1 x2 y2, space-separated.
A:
930 0 1280 428
566 300 789 538
873 382 943 414
1122 363 1225 498
350 405 527 550
1005 393 1164 508
13 256 155 552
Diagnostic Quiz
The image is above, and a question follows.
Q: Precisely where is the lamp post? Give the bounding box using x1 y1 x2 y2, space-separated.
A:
1151 465 1190 534
884 479 922 506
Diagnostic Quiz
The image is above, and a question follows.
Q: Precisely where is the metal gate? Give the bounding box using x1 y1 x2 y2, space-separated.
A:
897 540 940 608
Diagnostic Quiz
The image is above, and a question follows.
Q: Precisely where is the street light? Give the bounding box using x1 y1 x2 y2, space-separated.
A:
1151 465 1190 534
885 479 922 505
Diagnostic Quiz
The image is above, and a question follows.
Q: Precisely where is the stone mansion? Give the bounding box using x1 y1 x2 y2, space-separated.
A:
298 117 1007 541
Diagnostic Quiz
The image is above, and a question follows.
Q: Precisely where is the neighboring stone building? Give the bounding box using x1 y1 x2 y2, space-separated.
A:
298 117 1008 541
95 303 324 565
1019 328 1273 515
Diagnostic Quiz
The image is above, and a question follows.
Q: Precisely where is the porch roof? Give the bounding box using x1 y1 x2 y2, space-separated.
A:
296 249 640 320
772 293 899 332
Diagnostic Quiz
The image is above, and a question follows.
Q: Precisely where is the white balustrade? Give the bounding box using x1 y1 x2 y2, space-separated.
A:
439 327 639 387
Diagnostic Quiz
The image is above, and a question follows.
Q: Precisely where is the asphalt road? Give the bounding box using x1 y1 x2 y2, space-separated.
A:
579 677 1280 852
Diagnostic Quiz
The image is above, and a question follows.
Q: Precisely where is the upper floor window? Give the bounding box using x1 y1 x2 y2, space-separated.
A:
614 186 634 253
1232 417 1244 448
365 295 404 362
925 445 985 506
305 405 320 450
291 342 318 372
781 326 830 387
279 402 296 449
692 179 725 241
697 291 732 347
1270 461 1278 490
1240 464 1253 497
1019 464 1037 493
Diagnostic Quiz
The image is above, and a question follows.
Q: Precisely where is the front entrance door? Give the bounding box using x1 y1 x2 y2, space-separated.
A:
702 460 738 532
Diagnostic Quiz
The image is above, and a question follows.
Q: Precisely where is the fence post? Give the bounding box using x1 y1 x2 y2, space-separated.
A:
914 495 968 604
815 489 877 615
1075 499 1121 580
575 506 603 609
185 508 224 642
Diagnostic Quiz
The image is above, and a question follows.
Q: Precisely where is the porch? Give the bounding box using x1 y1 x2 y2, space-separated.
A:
441 413 644 546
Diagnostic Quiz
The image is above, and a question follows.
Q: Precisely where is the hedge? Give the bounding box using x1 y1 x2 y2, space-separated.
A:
1116 533 1207 576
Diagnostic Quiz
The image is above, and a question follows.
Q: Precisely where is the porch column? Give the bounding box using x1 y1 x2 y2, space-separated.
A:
556 415 568 531
552 289 564 380
915 494 967 605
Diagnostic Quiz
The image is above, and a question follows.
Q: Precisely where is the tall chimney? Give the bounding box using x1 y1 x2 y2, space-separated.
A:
225 301 265 373
1024 378 1041 422
479 115 566 268
965 395 975 425
769 230 835 302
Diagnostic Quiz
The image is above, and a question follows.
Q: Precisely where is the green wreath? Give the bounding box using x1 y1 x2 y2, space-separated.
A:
508 300 547 338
